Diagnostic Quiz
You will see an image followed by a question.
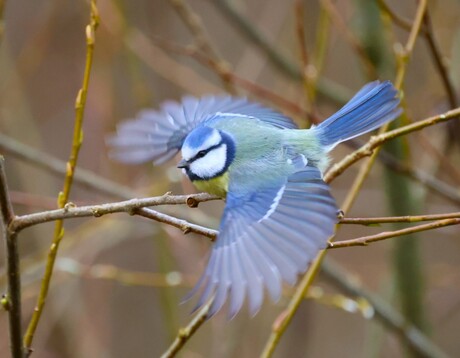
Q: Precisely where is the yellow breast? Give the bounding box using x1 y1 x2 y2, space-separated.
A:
192 172 229 198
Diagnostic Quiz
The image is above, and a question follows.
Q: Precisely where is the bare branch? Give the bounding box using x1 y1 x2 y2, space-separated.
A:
340 212 460 224
331 218 460 248
0 157 23 358
10 193 218 233
160 298 213 358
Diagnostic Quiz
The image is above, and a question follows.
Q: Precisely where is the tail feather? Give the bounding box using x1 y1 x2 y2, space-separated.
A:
315 81 402 150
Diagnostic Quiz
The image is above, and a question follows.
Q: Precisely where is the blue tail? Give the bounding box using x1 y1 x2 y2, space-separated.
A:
315 81 402 150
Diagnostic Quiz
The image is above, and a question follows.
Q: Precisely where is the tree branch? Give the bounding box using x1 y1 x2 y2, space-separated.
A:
330 218 460 248
160 298 213 358
340 212 460 224
10 193 218 233
0 156 23 358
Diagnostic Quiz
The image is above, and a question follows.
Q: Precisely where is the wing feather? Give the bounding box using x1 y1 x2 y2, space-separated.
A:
107 96 297 165
188 166 338 317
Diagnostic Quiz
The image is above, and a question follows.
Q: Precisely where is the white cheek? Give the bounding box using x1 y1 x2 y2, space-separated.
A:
182 129 222 161
189 145 227 178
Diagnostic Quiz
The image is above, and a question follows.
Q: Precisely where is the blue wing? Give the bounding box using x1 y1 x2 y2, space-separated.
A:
107 95 297 164
315 80 401 149
187 166 338 318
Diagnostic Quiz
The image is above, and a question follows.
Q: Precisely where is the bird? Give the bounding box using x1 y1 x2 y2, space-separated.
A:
107 80 401 319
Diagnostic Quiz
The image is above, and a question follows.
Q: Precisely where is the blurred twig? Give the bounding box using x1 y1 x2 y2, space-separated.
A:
160 298 213 358
56 259 195 288
0 133 138 199
422 12 458 110
371 144 460 206
294 0 318 124
320 0 377 79
0 157 23 358
167 0 236 93
151 38 307 118
338 0 428 213
23 2 99 354
210 0 352 105
378 0 417 32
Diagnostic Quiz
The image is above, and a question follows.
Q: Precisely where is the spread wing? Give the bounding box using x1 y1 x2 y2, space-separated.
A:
107 95 297 164
188 166 338 318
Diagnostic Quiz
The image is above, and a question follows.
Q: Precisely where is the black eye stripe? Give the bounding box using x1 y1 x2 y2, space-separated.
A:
190 143 224 162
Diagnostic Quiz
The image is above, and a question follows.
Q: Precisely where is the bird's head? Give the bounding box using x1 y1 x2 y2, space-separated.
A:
178 126 235 181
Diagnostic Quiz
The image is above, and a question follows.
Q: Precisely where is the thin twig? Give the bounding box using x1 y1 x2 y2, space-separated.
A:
167 0 236 93
359 141 460 206
422 12 458 109
330 218 460 248
261 249 328 358
0 157 23 358
210 0 352 105
136 207 217 240
340 211 460 224
377 0 417 32
320 0 377 79
151 38 307 118
160 298 213 358
0 133 138 199
56 259 196 288
23 3 99 354
294 0 317 124
337 0 428 213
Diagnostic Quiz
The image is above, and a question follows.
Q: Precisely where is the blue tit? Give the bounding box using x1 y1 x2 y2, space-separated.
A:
107 80 401 318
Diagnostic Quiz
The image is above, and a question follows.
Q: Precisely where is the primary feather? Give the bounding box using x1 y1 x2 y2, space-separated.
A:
107 80 401 318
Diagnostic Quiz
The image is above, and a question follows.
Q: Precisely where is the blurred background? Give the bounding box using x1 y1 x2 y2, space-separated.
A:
0 0 459 357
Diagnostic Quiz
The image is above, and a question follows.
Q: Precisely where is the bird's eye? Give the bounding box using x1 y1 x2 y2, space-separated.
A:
197 150 207 158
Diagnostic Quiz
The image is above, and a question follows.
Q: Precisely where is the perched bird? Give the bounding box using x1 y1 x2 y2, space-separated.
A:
107 81 401 318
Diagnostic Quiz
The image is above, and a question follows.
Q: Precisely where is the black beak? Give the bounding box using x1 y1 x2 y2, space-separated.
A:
177 159 189 169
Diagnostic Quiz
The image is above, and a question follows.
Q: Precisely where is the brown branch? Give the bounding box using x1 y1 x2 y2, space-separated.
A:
340 212 460 224
136 207 217 240
10 193 218 233
320 0 377 79
422 13 458 109
331 218 460 249
378 0 418 32
294 0 318 124
0 157 23 358
167 0 236 93
160 298 213 358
